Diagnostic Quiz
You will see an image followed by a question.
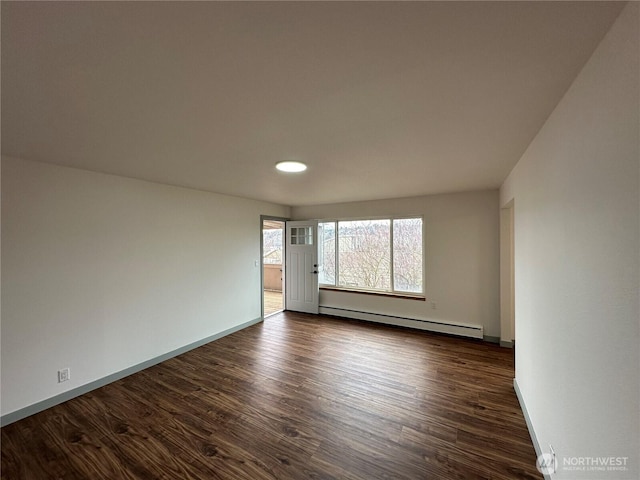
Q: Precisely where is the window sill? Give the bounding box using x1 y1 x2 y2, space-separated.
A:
320 286 425 301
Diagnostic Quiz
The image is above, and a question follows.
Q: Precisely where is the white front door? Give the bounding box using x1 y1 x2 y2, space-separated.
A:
285 220 319 314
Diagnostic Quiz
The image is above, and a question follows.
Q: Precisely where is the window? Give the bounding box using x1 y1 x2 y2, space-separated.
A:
318 222 335 284
291 226 313 245
319 217 423 295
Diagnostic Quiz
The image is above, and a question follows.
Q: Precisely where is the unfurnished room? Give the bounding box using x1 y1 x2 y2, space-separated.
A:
1 1 638 479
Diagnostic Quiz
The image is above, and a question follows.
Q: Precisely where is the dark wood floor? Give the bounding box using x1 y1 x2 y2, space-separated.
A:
1 312 541 479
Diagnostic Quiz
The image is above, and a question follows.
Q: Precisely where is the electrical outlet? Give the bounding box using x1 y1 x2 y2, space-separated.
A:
430 301 437 309
58 368 70 383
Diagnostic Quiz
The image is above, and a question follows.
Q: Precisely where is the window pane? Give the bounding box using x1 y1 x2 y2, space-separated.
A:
393 218 423 293
318 222 336 285
338 220 391 291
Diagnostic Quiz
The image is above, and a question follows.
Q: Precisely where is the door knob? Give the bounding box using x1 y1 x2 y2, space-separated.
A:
311 270 318 274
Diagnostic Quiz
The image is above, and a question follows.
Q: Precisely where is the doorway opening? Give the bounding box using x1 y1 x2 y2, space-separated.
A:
262 219 285 317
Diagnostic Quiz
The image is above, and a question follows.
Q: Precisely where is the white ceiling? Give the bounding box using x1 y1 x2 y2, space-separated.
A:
1 1 624 206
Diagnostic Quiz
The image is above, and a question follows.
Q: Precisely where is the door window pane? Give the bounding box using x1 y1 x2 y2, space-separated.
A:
291 227 313 245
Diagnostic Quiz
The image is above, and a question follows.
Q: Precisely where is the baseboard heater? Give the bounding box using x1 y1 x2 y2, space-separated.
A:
319 306 483 339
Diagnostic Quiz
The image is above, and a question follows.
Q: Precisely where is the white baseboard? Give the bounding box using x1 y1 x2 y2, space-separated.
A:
319 306 483 339
514 378 550 480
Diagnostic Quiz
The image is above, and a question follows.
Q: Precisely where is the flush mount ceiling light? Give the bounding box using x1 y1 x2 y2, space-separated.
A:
276 161 307 173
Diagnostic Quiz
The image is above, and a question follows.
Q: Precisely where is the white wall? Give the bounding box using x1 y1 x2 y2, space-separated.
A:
292 190 501 337
1 156 289 416
500 3 639 478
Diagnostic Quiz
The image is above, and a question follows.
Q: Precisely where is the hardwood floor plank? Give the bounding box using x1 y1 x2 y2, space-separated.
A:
1 311 541 479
